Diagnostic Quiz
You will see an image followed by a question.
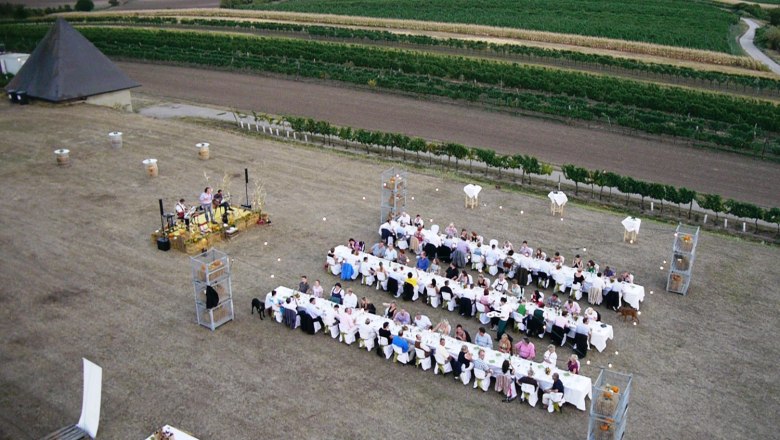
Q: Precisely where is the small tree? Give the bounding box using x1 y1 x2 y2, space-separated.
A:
664 185 679 216
770 7 780 26
561 164 589 196
699 193 724 224
408 137 426 163
74 0 94 11
677 187 697 219
634 180 650 211
764 207 780 234
603 171 622 202
647 183 666 213
617 176 636 206
474 148 496 177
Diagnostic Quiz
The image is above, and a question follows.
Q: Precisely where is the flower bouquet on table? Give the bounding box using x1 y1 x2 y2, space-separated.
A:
150 427 175 440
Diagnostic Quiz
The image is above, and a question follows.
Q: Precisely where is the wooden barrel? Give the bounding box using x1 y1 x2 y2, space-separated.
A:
142 158 158 177
196 142 210 160
109 131 123 149
54 149 70 167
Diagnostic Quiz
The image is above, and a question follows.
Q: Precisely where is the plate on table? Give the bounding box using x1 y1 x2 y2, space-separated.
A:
563 372 571 377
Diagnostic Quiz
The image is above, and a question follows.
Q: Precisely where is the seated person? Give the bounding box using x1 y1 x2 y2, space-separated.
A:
445 263 460 280
516 367 538 389
473 349 492 376
393 308 412 326
541 373 565 406
414 334 431 357
342 288 358 309
384 244 398 262
359 297 376 314
370 242 386 258
432 319 452 336
383 301 399 319
414 313 432 330
514 337 536 360
416 252 431 271
305 298 325 328
392 329 413 353
175 198 191 227
568 354 581 374
474 327 493 349
212 189 231 216
497 333 512 354
451 345 473 378
378 321 393 345
492 273 509 293
564 299 581 316
413 214 424 228
329 283 344 304
454 324 471 343
547 293 562 309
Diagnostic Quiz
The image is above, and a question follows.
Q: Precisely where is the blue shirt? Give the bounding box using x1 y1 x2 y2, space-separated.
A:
393 335 410 352
416 257 431 271
475 332 493 349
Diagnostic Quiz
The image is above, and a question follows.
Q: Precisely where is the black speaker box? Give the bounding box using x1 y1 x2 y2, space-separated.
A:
157 237 171 251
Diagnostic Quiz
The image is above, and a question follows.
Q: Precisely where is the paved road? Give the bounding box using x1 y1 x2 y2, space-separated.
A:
739 18 780 75
119 62 780 206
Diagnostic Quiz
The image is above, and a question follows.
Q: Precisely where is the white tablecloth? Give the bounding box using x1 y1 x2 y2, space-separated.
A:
333 246 630 347
514 304 614 352
621 217 641 233
273 286 593 410
463 184 482 198
145 425 199 440
548 191 568 206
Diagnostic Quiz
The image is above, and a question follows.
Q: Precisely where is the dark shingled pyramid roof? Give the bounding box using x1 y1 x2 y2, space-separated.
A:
7 18 140 102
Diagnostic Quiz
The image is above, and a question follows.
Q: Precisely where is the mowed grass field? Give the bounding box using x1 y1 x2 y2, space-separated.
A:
245 0 740 52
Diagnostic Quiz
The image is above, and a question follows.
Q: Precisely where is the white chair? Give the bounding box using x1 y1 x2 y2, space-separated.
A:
393 345 413 364
358 327 376 351
328 322 340 339
431 224 439 235
376 272 388 290
433 351 453 375
441 290 455 312
379 336 393 359
475 302 491 325
520 383 538 407
488 265 498 276
312 321 322 334
473 368 490 391
571 282 583 301
471 255 484 271
545 392 565 413
397 239 408 250
414 348 432 371
426 287 441 308
40 358 102 440
459 363 473 385
338 322 357 345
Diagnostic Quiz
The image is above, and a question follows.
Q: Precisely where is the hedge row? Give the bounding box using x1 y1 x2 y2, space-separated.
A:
281 115 780 233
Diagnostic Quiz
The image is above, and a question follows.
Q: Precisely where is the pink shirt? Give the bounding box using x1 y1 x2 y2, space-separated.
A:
515 341 536 359
565 301 581 315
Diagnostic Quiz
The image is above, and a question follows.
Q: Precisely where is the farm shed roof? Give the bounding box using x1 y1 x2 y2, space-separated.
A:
7 18 139 102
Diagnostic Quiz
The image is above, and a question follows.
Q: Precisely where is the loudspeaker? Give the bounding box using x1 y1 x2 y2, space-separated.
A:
245 168 249 184
157 237 171 251
158 199 165 217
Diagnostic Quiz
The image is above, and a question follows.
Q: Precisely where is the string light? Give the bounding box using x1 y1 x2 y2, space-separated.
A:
322 217 327 221
270 274 275 278
362 196 366 200
435 188 439 192
614 351 619 355
277 258 281 262
660 266 664 270
520 210 524 214
263 242 268 246
499 205 503 209
608 363 612 368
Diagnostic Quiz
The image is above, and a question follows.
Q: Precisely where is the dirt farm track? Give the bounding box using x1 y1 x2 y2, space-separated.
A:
0 100 778 439
118 61 780 208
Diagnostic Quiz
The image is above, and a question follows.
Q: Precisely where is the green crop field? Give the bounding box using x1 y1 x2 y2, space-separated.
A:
242 0 740 53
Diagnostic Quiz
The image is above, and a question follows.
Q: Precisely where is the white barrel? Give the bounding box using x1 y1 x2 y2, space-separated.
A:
109 131 123 149
54 149 70 167
142 158 158 177
196 142 210 160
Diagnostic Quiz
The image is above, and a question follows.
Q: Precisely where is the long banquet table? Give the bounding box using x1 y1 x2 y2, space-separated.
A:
331 246 615 352
272 286 593 410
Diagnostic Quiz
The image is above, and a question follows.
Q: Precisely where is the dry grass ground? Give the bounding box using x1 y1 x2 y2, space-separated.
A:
0 101 777 439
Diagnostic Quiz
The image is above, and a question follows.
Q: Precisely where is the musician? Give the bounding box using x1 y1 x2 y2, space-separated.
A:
175 198 190 228
199 187 216 224
213 189 231 216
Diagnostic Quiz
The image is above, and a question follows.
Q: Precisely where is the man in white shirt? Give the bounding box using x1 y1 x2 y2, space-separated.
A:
492 273 509 293
413 313 432 330
497 297 514 339
305 298 325 329
340 308 357 332
384 244 398 262
485 244 500 268
342 288 358 309
397 211 411 227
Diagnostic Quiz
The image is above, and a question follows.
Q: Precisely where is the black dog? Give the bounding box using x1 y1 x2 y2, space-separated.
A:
251 298 264 320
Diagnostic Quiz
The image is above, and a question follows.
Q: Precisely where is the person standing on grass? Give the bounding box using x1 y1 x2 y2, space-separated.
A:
199 187 215 224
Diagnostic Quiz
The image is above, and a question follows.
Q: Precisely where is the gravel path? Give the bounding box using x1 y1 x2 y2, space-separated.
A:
120 62 780 207
739 18 780 75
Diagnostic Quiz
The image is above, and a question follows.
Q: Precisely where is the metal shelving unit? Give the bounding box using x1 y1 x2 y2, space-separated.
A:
588 368 633 440
380 167 407 224
190 248 234 331
666 224 700 295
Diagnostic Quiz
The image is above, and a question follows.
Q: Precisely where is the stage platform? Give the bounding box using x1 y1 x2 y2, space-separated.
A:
151 205 269 254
